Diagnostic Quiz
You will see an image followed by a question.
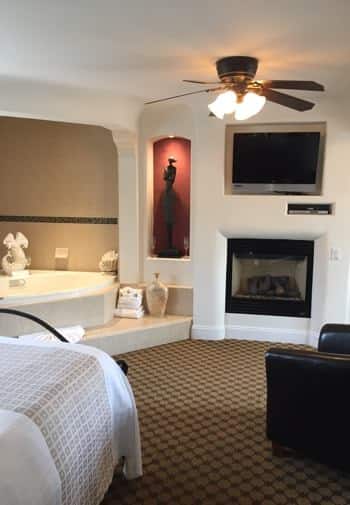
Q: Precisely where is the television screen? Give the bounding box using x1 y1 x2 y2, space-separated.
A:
232 132 321 184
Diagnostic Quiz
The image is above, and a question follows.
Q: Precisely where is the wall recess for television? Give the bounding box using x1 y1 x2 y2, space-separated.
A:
152 137 191 258
224 122 326 196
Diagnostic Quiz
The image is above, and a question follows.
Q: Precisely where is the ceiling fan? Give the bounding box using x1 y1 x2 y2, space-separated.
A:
145 56 325 120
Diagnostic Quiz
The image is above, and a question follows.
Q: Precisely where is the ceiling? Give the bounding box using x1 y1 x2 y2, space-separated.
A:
0 0 349 107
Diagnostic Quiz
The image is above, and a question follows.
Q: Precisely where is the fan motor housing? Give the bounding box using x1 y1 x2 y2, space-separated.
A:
216 56 258 81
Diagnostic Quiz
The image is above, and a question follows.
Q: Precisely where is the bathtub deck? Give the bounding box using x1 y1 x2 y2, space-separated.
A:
82 314 192 356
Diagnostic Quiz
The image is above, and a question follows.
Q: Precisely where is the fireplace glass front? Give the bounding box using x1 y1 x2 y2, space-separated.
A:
226 239 314 317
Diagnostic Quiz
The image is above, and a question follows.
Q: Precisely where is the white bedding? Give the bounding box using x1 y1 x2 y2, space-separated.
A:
0 337 142 505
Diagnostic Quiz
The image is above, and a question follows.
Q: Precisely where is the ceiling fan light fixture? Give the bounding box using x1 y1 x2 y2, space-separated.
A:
234 91 266 120
146 56 324 114
208 90 237 119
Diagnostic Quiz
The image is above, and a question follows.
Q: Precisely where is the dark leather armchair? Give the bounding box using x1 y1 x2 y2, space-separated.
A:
266 324 350 470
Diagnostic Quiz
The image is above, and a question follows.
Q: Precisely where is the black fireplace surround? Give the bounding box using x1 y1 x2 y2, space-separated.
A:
226 239 314 318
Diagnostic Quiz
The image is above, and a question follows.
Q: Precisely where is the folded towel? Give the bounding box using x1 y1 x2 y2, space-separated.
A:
115 308 144 319
18 325 85 344
119 292 143 299
115 308 144 316
118 299 143 309
119 287 143 298
119 295 143 305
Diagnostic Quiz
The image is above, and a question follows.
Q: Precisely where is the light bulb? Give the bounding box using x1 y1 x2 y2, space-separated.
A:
208 98 225 119
208 90 237 119
218 90 237 114
234 92 266 120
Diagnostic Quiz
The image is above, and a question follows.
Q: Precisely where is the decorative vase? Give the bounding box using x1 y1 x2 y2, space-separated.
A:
146 273 168 317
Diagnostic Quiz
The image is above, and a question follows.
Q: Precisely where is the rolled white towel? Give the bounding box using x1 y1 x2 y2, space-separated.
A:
18 325 85 344
115 308 144 319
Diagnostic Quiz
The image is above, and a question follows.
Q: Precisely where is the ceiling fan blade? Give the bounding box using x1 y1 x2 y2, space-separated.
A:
262 88 315 111
261 80 324 91
145 87 222 105
183 79 222 85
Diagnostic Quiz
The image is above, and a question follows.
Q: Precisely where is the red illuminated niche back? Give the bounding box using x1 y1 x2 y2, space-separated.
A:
153 137 191 256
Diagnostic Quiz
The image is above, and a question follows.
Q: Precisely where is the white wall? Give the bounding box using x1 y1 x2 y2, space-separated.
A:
138 96 350 344
192 98 350 343
0 77 142 132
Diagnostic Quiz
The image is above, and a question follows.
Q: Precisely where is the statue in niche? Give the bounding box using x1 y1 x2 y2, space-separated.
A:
158 157 181 258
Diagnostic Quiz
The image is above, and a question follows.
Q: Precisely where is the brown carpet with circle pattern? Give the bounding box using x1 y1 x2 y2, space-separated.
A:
102 339 350 505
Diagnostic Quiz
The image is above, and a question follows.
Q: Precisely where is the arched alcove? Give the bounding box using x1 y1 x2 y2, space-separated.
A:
0 116 119 272
152 137 191 257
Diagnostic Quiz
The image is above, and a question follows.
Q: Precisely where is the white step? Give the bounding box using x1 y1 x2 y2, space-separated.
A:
82 314 192 355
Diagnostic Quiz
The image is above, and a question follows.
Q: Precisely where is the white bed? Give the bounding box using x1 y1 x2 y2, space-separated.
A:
0 337 142 505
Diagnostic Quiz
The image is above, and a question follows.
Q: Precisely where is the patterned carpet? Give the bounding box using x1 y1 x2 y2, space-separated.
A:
102 340 350 505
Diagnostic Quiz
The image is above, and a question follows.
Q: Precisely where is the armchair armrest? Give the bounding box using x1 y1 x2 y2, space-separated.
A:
266 348 350 469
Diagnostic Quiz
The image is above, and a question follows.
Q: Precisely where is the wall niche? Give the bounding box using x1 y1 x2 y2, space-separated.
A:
152 137 191 258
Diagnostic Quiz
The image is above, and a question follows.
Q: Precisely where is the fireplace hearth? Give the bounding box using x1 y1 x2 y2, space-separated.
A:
226 239 314 318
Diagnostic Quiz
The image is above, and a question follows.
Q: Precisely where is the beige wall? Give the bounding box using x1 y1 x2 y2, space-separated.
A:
0 117 118 271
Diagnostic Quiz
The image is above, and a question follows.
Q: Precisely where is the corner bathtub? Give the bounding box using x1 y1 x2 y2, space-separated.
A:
0 270 118 337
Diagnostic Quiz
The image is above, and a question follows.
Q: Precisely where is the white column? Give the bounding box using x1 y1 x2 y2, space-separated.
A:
112 131 140 284
191 227 226 339
190 117 227 340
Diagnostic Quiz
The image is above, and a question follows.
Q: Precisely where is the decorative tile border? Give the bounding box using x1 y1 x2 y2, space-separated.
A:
0 215 118 225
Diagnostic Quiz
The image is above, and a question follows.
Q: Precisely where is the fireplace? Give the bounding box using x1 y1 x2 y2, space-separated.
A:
226 239 314 318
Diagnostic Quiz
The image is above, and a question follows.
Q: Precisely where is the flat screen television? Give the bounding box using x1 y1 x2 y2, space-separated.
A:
226 123 325 195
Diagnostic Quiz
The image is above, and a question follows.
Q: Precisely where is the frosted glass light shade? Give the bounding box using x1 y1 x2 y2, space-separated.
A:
234 92 266 120
208 90 237 119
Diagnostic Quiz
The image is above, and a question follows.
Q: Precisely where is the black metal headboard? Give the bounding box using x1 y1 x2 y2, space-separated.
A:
0 308 68 342
0 308 128 375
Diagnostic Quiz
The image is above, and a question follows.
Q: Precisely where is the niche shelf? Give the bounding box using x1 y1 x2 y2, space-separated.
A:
151 137 191 258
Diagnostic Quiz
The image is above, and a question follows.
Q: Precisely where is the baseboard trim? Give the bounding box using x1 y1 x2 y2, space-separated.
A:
225 324 309 345
191 324 225 340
